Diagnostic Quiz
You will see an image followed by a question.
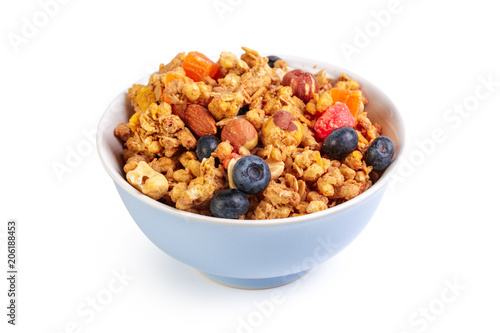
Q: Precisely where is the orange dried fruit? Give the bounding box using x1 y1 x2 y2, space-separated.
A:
163 72 190 86
128 112 140 132
182 51 219 82
328 88 364 116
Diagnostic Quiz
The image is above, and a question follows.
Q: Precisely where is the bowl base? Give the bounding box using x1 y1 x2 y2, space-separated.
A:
200 270 309 289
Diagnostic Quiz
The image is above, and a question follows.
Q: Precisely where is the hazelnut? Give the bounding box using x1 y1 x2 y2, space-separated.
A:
282 69 319 103
261 110 303 147
221 118 258 155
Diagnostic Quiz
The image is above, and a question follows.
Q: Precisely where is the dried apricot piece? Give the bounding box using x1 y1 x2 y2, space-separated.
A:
164 72 190 86
328 88 364 116
128 112 140 132
182 51 219 82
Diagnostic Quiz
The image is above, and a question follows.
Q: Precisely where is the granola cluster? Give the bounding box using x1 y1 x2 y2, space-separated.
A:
113 47 382 219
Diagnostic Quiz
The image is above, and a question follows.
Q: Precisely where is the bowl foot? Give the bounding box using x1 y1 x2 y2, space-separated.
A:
200 270 309 289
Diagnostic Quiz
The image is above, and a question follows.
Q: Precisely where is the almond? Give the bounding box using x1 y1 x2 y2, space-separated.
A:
184 104 217 137
172 104 186 121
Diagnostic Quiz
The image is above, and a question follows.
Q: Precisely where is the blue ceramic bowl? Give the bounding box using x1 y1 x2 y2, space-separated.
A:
97 56 405 289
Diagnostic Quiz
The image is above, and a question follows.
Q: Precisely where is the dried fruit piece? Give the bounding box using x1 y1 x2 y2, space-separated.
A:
223 152 241 169
328 88 364 116
314 102 355 140
182 51 219 82
128 112 140 132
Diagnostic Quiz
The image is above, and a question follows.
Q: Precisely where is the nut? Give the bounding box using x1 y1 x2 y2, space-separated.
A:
184 104 217 137
226 157 238 189
265 159 285 180
172 104 186 121
126 161 169 200
221 118 258 155
281 69 319 103
261 110 303 147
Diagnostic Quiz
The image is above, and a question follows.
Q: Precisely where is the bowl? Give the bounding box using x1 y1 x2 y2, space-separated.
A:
97 55 405 289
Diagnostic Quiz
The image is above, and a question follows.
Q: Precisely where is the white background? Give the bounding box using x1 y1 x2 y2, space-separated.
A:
1 0 499 332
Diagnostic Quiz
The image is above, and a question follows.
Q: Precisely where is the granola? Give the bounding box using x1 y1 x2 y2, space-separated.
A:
114 47 387 220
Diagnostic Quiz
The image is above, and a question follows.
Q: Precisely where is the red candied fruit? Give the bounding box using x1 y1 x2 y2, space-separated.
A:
223 152 242 169
314 102 355 139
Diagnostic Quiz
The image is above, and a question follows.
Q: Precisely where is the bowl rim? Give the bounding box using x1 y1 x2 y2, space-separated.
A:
97 54 406 227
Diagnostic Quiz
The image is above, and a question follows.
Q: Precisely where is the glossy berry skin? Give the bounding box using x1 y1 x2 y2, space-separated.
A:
237 104 250 116
314 102 355 139
232 155 271 194
210 189 249 219
322 126 359 160
196 135 221 161
365 136 395 170
267 55 281 68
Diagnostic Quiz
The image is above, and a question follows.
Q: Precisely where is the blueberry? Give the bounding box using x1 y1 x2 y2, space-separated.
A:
267 55 281 68
237 104 250 116
365 136 395 170
196 135 221 161
232 155 271 194
210 189 249 219
322 126 358 160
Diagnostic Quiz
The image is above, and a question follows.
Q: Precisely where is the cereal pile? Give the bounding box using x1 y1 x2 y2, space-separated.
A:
113 47 394 219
